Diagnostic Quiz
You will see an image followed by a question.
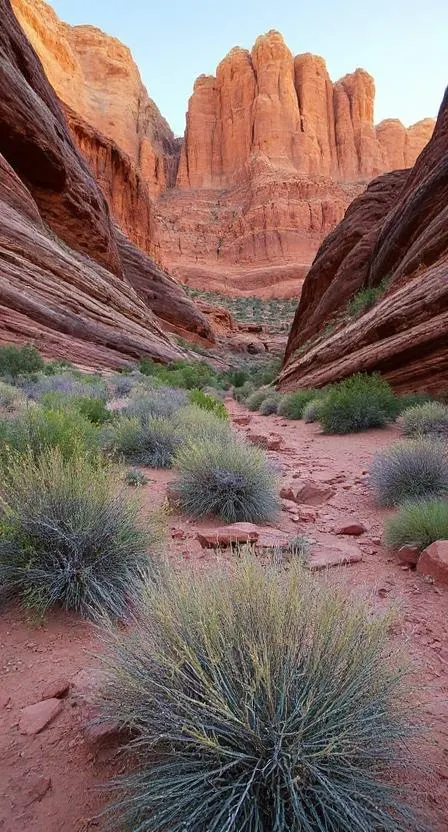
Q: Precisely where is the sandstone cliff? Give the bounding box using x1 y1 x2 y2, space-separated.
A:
11 1 435 298
0 0 212 367
279 88 448 394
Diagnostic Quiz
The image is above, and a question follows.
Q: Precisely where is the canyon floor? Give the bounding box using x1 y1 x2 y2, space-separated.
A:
1 398 447 831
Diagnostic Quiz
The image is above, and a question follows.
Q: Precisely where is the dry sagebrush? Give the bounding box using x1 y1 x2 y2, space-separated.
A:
369 438 448 506
96 557 419 832
0 450 153 619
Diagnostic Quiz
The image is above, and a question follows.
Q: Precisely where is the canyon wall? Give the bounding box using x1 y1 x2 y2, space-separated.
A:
11 0 435 298
279 88 448 394
0 0 212 367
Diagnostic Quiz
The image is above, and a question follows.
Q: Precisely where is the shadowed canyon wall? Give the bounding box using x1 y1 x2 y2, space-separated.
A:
0 0 212 367
279 88 448 394
11 0 435 298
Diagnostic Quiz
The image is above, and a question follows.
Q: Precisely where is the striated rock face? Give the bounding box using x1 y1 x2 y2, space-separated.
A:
279 88 448 394
11 2 435 298
178 35 433 187
11 0 180 197
0 0 212 366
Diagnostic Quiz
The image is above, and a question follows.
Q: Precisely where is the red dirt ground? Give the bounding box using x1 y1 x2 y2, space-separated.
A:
1 399 447 831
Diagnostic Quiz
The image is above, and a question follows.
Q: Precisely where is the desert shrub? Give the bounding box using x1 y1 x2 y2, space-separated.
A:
40 391 112 425
172 437 278 522
278 388 318 420
246 388 271 411
259 394 280 415
187 389 228 419
346 277 390 318
395 392 435 413
0 450 152 619
101 416 180 468
303 395 326 423
0 344 44 378
107 372 145 399
125 387 188 421
139 358 217 390
318 373 398 434
232 380 255 402
22 371 106 402
369 438 448 506
225 367 248 387
248 357 281 387
401 401 448 437
385 498 448 551
96 556 417 832
125 469 149 487
0 405 98 462
174 405 232 445
0 381 27 415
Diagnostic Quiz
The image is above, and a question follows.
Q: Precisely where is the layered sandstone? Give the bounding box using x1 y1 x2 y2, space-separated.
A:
11 1 435 298
0 0 212 366
11 0 179 197
279 88 448 394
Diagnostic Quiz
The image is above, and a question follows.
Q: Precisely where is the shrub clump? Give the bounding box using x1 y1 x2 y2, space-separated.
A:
125 469 149 487
0 343 44 378
173 438 278 522
0 381 27 415
346 277 390 318
232 380 255 403
278 388 318 420
318 373 397 434
187 388 228 419
401 401 448 437
101 416 180 468
40 391 111 425
369 438 448 506
96 557 417 832
0 405 98 462
303 396 326 423
174 405 232 444
246 388 271 411
259 394 280 416
385 498 448 551
125 386 187 421
0 450 152 619
22 371 106 402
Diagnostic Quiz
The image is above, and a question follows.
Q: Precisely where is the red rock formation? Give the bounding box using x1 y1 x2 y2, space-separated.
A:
11 0 179 197
279 88 448 394
11 2 435 298
0 0 211 366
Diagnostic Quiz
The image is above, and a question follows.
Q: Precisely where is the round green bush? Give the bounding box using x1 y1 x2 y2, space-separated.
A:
385 498 448 551
401 401 448 437
303 396 326 423
173 437 279 522
96 557 417 832
369 438 448 506
0 343 44 378
101 415 180 468
259 394 280 416
277 388 318 420
246 388 271 411
0 450 153 619
318 373 398 434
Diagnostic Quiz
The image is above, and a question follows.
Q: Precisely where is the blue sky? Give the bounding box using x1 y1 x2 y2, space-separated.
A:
53 0 446 137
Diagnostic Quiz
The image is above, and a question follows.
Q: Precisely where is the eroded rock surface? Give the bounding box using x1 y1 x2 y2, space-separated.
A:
280 88 448 394
12 1 435 298
0 0 209 365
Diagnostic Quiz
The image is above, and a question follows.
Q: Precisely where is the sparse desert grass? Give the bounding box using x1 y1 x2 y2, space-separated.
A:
401 401 448 437
318 373 398 434
124 468 149 487
278 388 318 420
187 389 228 419
96 556 418 832
173 437 278 522
0 450 152 619
346 278 390 318
369 438 448 506
385 498 448 551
